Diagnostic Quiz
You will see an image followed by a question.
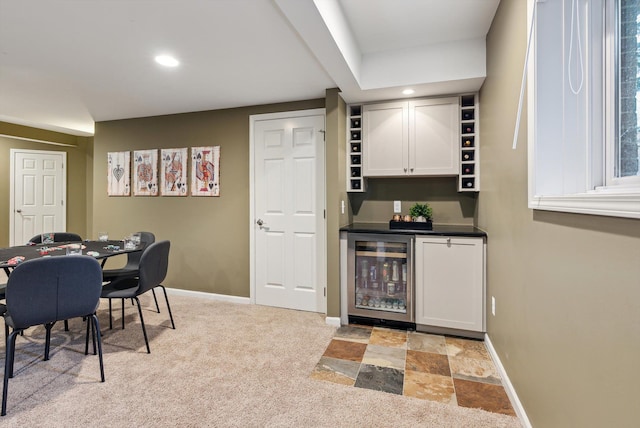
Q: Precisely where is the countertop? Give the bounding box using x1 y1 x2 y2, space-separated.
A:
340 222 487 238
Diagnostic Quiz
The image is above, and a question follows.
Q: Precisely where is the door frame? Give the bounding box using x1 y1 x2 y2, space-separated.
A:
249 108 327 312
9 149 67 246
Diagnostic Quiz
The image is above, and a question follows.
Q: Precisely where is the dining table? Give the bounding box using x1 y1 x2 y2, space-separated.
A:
0 240 143 276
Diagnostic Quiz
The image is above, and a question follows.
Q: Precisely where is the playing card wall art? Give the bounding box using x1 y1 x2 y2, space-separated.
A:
133 149 159 196
107 151 130 196
191 146 220 196
161 148 188 196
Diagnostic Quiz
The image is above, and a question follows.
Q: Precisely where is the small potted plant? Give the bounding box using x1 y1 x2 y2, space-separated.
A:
409 202 433 223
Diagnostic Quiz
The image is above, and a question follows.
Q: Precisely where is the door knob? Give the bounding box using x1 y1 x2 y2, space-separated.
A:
256 219 264 226
16 209 22 213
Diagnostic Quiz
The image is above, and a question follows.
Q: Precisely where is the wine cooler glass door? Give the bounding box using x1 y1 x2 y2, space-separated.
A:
348 234 413 322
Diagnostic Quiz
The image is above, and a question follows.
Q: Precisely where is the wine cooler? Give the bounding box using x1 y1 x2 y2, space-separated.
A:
347 234 414 326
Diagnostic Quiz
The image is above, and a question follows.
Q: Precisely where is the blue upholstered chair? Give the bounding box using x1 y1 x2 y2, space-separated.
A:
1 256 105 416
27 232 82 244
100 240 175 354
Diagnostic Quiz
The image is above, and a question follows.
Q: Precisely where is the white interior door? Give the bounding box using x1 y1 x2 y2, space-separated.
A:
10 149 66 246
251 110 326 313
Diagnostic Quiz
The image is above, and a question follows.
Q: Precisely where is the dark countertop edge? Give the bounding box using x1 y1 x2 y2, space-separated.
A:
339 223 487 238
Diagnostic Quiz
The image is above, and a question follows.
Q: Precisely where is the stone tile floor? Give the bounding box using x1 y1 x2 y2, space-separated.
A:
310 324 516 416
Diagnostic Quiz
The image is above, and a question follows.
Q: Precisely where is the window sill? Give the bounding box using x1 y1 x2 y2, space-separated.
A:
529 191 640 219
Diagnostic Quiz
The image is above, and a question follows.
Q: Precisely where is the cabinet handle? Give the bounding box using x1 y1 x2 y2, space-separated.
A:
404 168 407 172
447 237 451 247
410 168 414 173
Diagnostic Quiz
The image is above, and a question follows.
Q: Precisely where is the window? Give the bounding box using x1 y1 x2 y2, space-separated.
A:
528 0 640 218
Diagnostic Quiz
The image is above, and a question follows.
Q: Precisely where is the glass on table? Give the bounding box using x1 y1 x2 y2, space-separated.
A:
130 232 141 246
124 238 136 250
98 232 109 242
66 243 82 255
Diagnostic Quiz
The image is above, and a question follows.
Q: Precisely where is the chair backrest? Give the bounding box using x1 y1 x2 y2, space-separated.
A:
123 231 156 268
137 240 170 294
28 232 82 244
5 256 102 329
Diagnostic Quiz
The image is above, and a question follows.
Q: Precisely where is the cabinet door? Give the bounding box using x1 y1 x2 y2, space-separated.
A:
415 236 485 332
363 101 408 176
409 97 459 175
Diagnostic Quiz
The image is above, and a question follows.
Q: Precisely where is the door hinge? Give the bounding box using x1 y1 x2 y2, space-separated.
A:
319 129 326 141
323 209 326 219
324 287 326 297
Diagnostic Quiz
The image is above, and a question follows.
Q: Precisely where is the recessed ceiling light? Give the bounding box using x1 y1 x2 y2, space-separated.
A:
402 89 415 95
155 55 179 67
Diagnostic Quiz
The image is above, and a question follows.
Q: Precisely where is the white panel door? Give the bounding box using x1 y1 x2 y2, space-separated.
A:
362 101 408 176
409 97 459 175
415 236 485 332
11 150 66 246
253 112 326 312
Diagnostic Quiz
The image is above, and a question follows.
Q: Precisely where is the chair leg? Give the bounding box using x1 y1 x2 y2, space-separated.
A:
64 319 69 331
108 298 113 330
158 285 175 329
2 330 19 416
133 296 150 354
85 316 90 355
150 289 160 313
91 314 105 382
44 322 53 361
121 298 125 330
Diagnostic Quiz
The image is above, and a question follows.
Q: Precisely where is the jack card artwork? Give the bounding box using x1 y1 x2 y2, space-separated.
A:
161 148 188 196
133 149 158 196
191 146 220 196
107 151 130 196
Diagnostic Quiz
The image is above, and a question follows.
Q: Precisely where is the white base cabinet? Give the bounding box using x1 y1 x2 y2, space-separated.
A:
414 236 485 334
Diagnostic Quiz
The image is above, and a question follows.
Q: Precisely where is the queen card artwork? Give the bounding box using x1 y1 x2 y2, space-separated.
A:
107 151 130 196
133 149 159 196
191 146 220 196
161 148 188 196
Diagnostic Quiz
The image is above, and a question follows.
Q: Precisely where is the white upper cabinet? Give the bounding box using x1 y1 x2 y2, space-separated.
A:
362 97 459 177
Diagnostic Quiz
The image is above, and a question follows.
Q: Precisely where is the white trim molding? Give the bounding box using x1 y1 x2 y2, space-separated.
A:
484 334 532 428
166 287 251 305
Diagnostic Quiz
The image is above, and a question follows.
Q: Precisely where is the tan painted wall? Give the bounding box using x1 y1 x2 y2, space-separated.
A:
93 99 325 300
0 122 90 246
480 1 640 426
349 177 476 225
325 88 349 317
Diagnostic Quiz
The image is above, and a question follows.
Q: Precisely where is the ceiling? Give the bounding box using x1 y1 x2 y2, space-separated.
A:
0 0 500 136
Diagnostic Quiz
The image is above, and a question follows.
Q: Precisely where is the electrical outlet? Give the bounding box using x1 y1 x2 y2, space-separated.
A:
491 296 496 316
393 200 401 213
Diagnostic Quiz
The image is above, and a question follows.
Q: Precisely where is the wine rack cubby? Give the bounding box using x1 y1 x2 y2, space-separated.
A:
347 104 365 192
459 94 479 192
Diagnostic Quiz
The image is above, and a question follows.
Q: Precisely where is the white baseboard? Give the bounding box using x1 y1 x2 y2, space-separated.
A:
484 334 531 428
166 288 340 328
325 316 341 327
165 287 251 305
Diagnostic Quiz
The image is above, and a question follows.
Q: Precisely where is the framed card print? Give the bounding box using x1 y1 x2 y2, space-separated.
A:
161 148 188 196
107 151 130 196
133 149 158 196
191 146 220 196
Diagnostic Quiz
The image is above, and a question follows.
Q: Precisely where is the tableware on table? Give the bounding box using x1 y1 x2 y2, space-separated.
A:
130 232 141 245
66 243 82 255
41 233 54 244
124 238 136 250
98 232 109 242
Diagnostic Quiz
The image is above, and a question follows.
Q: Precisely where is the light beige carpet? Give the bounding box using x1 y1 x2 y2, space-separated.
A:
0 293 521 427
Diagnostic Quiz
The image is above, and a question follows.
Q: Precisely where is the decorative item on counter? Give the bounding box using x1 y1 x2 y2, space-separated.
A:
409 202 433 222
389 202 433 230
